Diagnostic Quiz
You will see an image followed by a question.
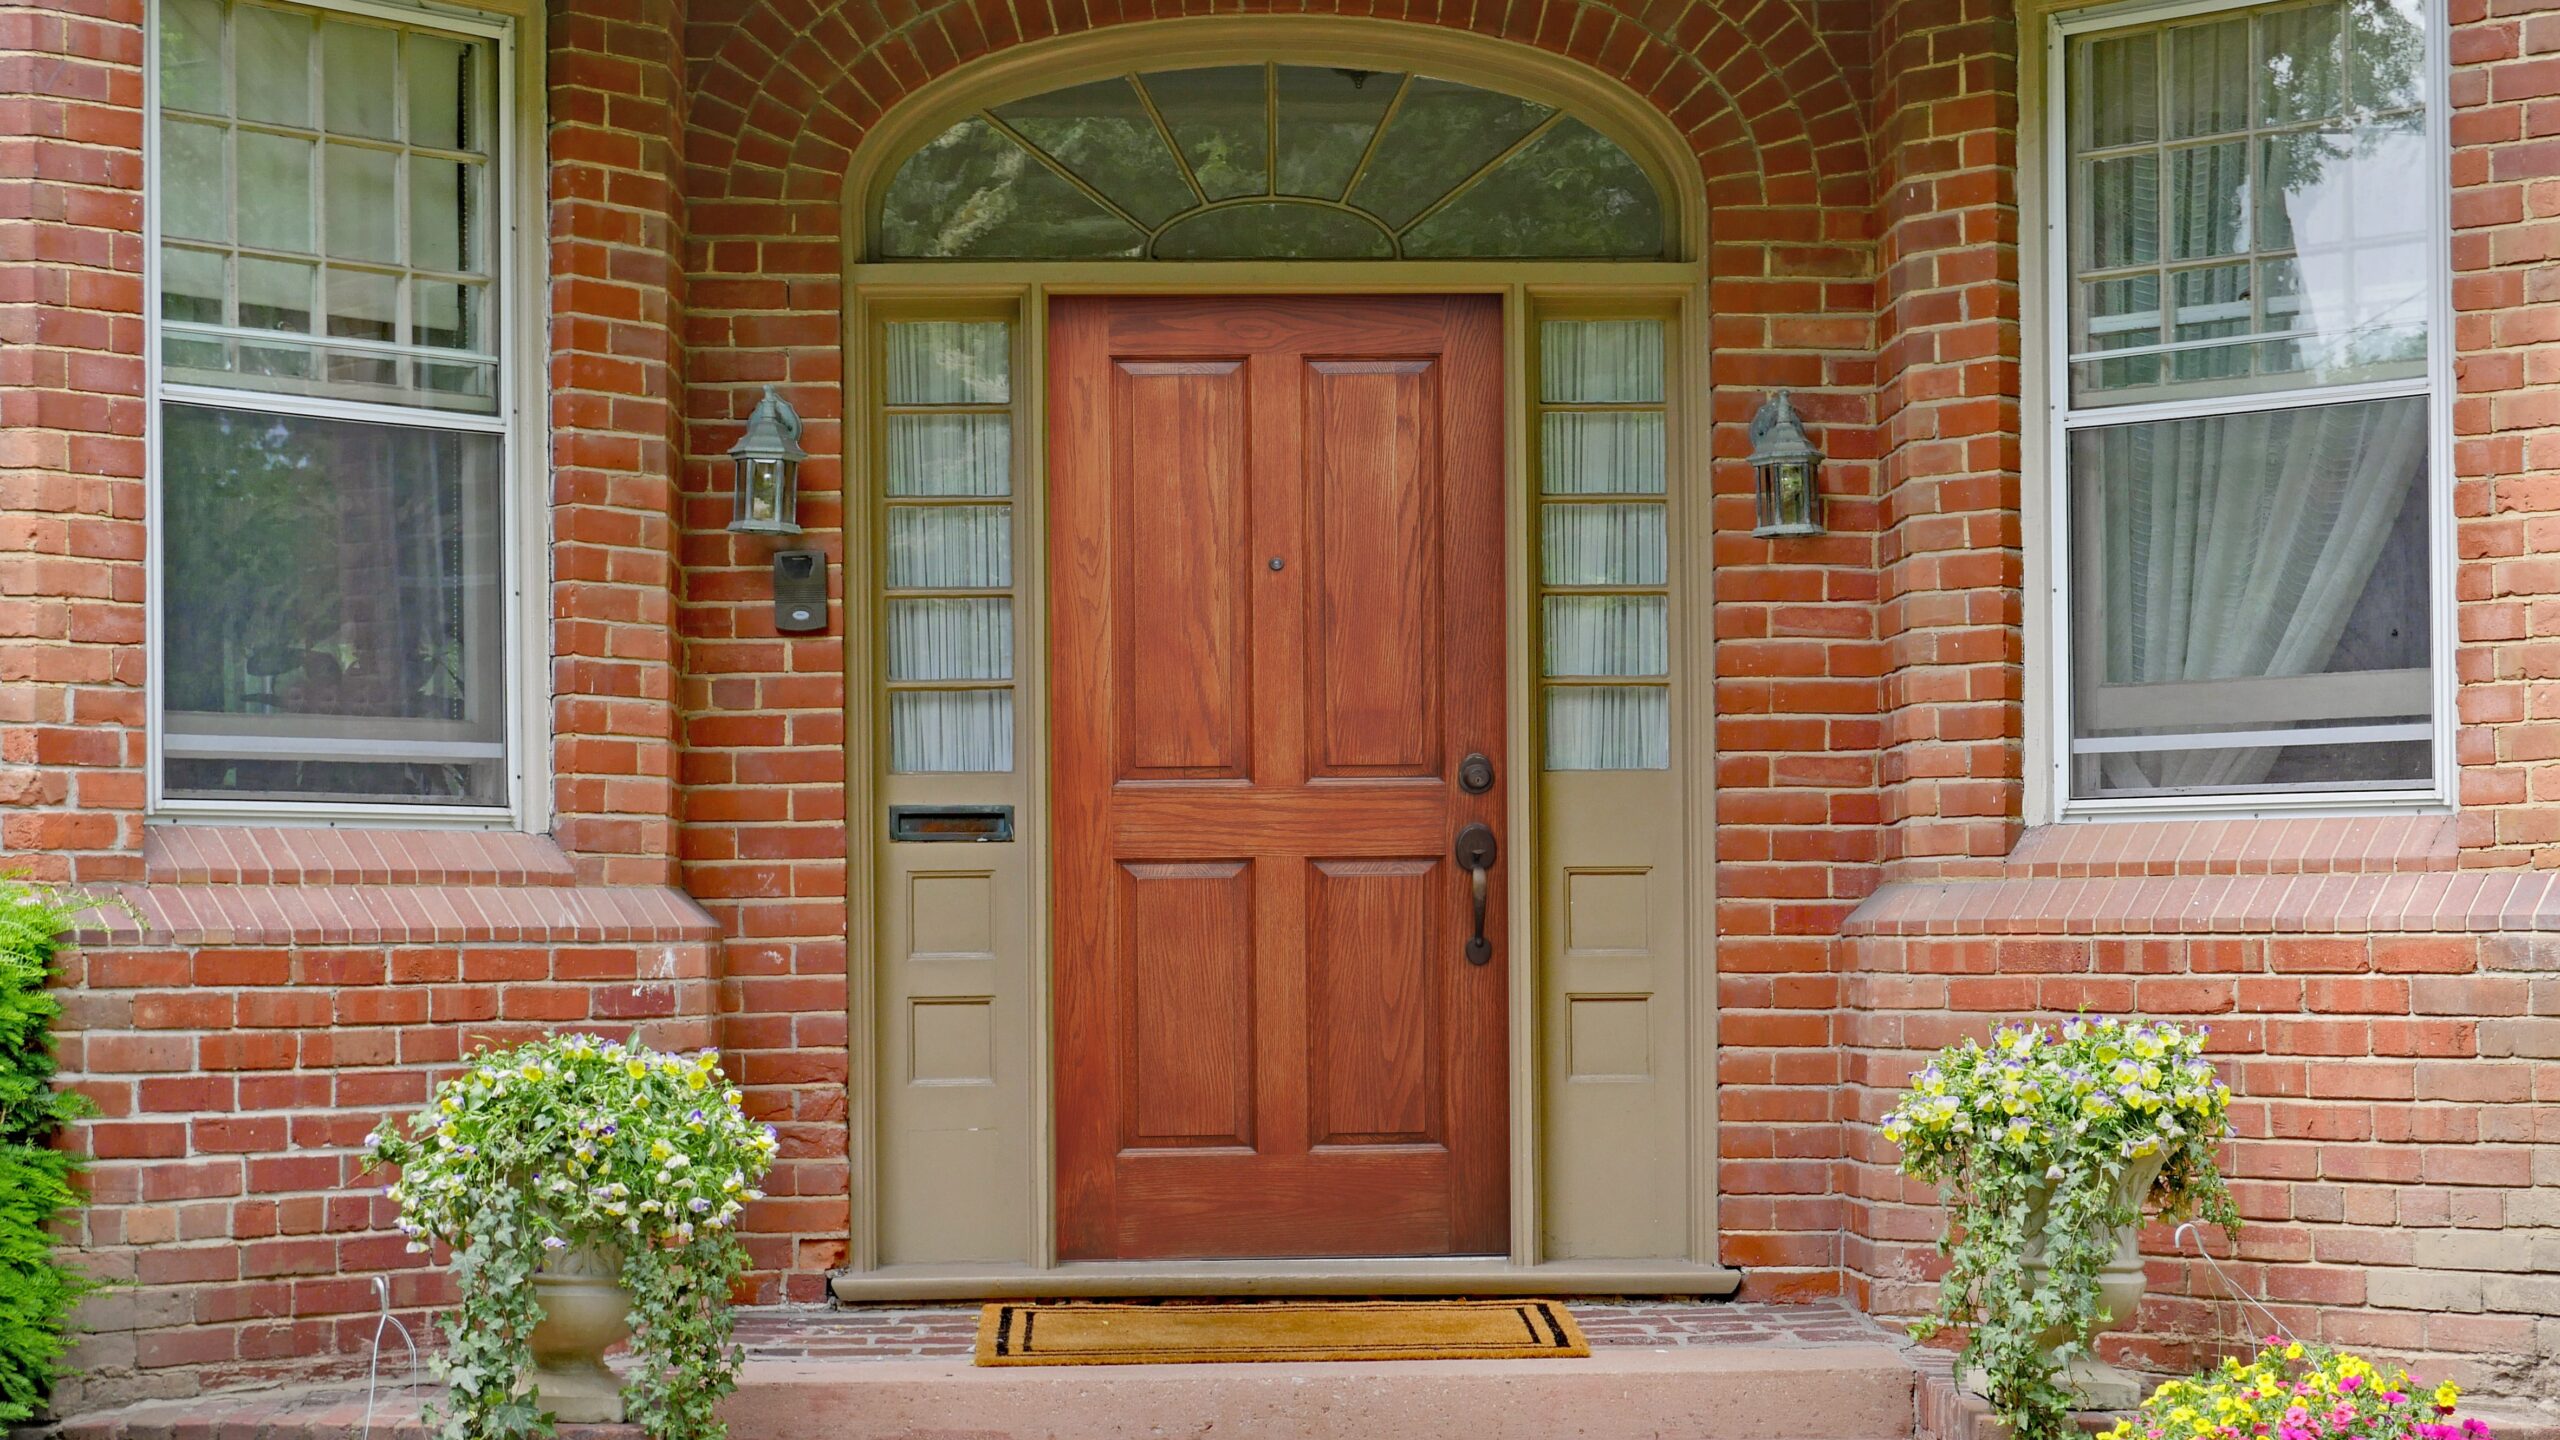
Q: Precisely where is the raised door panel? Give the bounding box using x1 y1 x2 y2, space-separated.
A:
1113 360 1251 779
1304 359 1442 778
1120 859 1254 1148
1306 858 1442 1147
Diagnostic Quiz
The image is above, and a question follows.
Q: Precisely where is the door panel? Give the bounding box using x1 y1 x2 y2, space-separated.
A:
1121 859 1255 1149
1114 360 1251 779
1305 359 1442 778
1306 857 1442 1147
1052 294 1507 1261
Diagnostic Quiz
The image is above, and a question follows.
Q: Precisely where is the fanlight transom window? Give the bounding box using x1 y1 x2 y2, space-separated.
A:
878 64 1669 260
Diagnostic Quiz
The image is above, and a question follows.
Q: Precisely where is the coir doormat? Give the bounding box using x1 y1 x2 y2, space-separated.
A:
974 1299 1590 1366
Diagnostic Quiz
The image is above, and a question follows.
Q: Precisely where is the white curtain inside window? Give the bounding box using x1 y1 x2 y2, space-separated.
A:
1546 687 1670 770
1537 317 1671 771
891 690 1013 773
887 598 1013 682
2076 396 2428 791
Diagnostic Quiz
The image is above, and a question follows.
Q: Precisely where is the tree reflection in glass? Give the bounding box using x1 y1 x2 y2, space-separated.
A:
878 64 1667 260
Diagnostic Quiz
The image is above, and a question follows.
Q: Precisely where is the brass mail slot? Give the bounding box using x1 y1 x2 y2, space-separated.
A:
889 805 1015 843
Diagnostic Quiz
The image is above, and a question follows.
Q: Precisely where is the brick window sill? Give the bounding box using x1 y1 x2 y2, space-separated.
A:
1844 816 2554 937
2005 814 2457 878
78 826 715 947
143 824 579 887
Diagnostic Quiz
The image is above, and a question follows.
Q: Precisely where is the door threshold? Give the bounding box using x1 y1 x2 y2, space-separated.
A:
827 1257 1744 1303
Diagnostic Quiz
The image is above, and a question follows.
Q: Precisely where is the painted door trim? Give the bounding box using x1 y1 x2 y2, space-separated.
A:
840 269 1718 1289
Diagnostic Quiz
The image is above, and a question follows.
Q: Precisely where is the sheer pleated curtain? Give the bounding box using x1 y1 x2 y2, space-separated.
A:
1538 318 1671 771
2077 398 2429 792
882 321 1017 774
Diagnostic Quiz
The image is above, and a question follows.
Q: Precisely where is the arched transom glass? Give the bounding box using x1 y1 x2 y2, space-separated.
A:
878 65 1669 260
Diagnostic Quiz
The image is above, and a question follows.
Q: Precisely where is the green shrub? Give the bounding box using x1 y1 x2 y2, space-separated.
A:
0 880 98 1424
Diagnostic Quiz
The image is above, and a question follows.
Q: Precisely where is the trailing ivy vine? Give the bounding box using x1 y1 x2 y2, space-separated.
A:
366 1035 779 1440
1885 1018 2240 1440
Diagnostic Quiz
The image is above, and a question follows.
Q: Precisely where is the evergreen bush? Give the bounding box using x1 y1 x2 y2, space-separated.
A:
0 879 97 1425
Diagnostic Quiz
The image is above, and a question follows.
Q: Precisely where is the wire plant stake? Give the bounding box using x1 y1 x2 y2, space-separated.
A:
361 1274 421 1440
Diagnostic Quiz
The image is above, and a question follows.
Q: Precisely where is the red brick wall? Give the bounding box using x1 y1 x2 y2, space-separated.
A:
2 0 2557 1416
49 828 721 1412
1837 820 2560 1400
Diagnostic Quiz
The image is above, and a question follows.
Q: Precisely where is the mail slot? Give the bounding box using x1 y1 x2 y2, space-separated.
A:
889 805 1015 843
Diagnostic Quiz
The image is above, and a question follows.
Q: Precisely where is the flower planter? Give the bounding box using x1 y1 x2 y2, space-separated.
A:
1889 1018 2237 1440
368 1036 781 1438
526 1243 630 1423
1964 1150 2167 1412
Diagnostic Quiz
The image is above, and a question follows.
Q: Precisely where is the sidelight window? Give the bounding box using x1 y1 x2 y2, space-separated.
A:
879 320 1017 773
151 0 518 812
2054 0 2445 807
1538 316 1672 771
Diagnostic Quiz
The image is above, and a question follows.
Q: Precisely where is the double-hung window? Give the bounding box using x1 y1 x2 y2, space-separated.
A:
2053 0 2445 808
151 0 518 813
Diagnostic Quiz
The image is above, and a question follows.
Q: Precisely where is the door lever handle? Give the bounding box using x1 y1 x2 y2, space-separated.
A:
1453 823 1498 966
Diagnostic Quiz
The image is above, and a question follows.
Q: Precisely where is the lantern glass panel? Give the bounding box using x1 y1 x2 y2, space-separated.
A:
756 458 788 524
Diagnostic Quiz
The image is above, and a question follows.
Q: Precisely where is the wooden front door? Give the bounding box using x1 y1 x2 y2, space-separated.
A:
1050 295 1509 1261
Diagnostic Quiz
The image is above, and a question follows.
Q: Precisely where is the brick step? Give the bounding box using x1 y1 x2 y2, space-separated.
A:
41 1343 1919 1440
727 1344 1918 1440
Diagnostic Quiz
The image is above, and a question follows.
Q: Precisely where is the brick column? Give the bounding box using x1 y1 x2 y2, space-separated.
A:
2447 0 2560 864
1868 0 2024 876
1837 0 2026 1316
0 2 148 884
547 0 690 886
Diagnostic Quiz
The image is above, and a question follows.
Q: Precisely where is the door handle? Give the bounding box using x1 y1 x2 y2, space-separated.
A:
1453 823 1498 966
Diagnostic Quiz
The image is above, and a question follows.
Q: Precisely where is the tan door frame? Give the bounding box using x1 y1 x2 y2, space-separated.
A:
835 264 1731 1297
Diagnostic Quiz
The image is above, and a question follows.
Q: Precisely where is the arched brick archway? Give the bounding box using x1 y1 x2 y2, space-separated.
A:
680 0 1877 216
605 0 1917 1300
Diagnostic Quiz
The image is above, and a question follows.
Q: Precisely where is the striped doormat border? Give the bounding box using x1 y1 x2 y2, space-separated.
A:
975 1299 1591 1366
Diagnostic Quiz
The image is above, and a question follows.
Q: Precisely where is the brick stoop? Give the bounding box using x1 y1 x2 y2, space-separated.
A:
29 1349 1918 1440
31 1303 2560 1440
28 1301 1918 1440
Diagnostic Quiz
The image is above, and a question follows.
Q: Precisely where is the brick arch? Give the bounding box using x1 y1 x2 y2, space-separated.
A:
662 0 1894 1306
681 0 1874 223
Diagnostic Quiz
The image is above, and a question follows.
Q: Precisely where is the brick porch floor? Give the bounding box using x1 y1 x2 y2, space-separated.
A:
726 1298 1899 1361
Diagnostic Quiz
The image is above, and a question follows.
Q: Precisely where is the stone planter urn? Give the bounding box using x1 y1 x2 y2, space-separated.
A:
1964 1150 2167 1412
526 1243 630 1423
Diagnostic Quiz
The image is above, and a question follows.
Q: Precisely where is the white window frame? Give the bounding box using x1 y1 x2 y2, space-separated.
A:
2043 0 2456 819
143 0 548 827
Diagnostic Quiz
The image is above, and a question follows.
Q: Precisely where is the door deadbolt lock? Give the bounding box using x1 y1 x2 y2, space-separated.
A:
1458 752 1495 794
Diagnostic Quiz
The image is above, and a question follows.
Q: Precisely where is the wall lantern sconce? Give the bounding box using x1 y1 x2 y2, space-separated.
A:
727 385 806 536
1749 390 1824 538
